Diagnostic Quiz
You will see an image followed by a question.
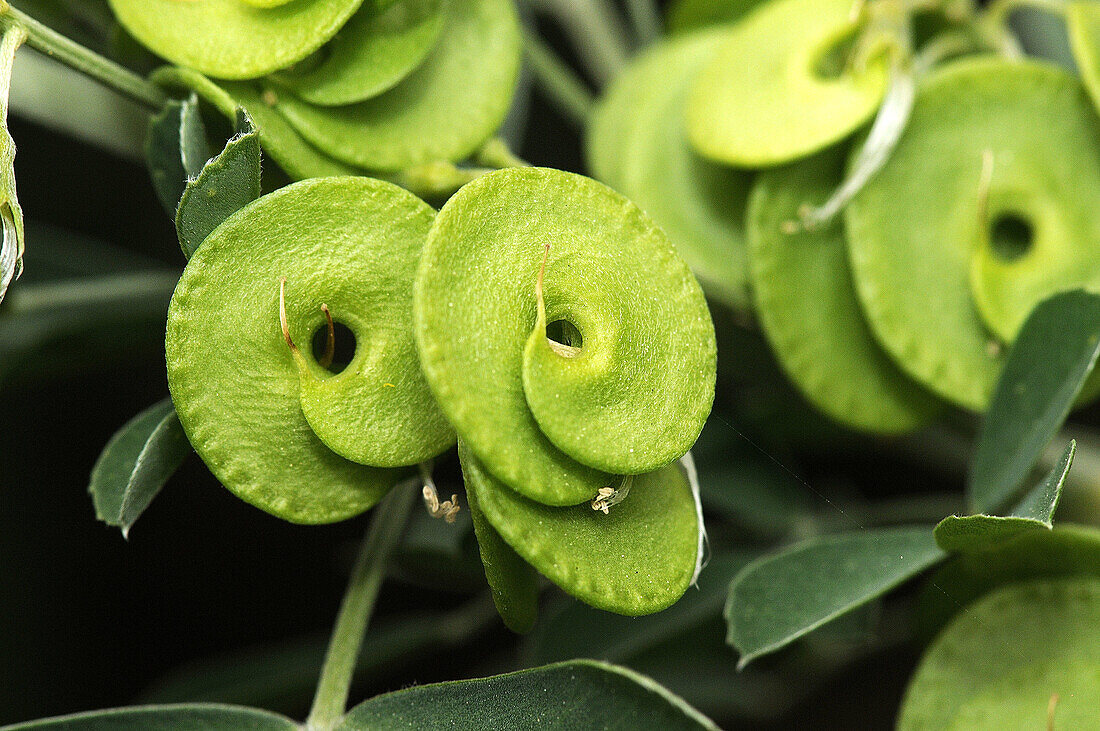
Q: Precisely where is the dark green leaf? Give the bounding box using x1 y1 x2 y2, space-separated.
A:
725 525 943 667
175 110 261 258
0 703 297 730
338 660 719 730
917 525 1100 640
179 94 211 179
936 440 1075 552
969 290 1100 512
88 399 191 537
145 99 185 216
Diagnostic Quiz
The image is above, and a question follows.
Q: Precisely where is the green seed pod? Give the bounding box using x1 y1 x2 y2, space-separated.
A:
414 167 716 507
587 29 754 311
108 0 367 80
274 0 520 172
459 443 702 616
846 57 1100 410
899 578 1100 729
272 0 446 107
747 147 939 433
166 177 454 524
686 0 889 167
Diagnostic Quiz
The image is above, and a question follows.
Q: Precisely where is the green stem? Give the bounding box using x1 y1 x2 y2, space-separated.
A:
476 137 530 169
4 271 179 313
0 2 167 110
985 0 1066 26
0 21 24 124
624 0 662 46
521 28 595 127
306 483 418 731
524 0 630 86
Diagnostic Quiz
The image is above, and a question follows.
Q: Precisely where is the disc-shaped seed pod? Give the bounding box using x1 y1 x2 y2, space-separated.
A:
588 29 754 311
275 0 520 172
459 443 702 616
272 0 447 107
414 167 716 507
686 0 889 167
108 0 368 80
747 147 939 434
846 57 1100 411
166 177 454 524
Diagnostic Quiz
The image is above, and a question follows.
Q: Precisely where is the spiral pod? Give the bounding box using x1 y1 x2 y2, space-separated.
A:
747 147 940 434
273 0 521 172
846 57 1100 411
587 29 754 311
414 167 713 615
166 177 454 524
108 0 368 80
686 0 890 167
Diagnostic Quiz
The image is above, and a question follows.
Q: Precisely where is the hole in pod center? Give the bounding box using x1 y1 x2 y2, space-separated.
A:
546 319 583 358
989 212 1034 262
812 27 860 80
311 320 357 374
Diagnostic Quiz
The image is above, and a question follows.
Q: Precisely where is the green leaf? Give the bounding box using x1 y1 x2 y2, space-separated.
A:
935 440 1075 552
725 525 944 668
179 93 211 179
88 399 191 538
175 110 262 258
0 703 297 730
899 578 1100 730
917 525 1100 641
144 95 207 216
337 660 719 730
968 290 1100 513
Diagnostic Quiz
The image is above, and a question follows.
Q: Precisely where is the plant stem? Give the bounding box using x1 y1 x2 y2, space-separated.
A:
0 2 167 111
624 0 662 46
985 0 1066 26
306 483 418 731
521 28 595 127
524 0 630 86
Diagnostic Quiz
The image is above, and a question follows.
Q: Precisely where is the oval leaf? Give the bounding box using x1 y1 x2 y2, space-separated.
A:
2 703 297 730
726 525 944 667
936 440 1075 552
337 660 719 730
175 110 262 259
88 398 191 538
969 290 1100 513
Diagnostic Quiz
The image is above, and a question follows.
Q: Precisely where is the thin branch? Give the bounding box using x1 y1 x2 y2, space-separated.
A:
521 27 595 127
524 0 630 86
306 483 418 731
624 0 663 46
0 2 167 110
